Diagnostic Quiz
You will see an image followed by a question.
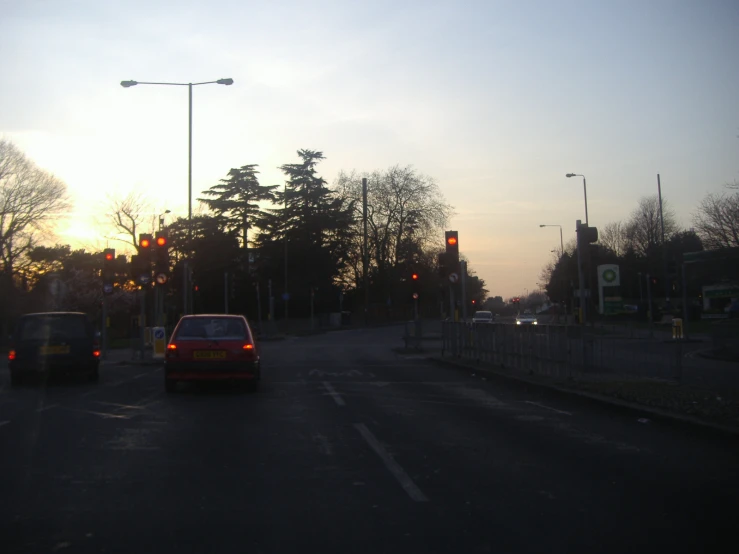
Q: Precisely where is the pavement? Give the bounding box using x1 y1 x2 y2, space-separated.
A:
1 325 738 554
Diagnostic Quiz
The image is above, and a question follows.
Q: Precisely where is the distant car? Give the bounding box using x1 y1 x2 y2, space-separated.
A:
8 312 100 385
472 310 494 323
515 313 538 325
164 314 261 393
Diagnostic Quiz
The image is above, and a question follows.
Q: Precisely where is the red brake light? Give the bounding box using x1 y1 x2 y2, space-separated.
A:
242 344 254 350
167 344 177 351
8 349 16 361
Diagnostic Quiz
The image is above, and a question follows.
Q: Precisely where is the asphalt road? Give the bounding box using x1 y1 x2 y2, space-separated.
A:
1 325 738 554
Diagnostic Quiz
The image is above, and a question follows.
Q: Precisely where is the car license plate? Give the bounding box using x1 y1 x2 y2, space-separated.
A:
193 350 226 359
40 345 70 355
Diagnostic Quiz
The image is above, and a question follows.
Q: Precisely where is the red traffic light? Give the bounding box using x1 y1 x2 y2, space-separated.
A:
104 252 113 261
140 238 150 249
446 236 457 246
411 273 419 280
156 236 167 247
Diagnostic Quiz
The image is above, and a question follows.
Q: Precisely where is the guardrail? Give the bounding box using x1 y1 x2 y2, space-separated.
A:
442 322 684 381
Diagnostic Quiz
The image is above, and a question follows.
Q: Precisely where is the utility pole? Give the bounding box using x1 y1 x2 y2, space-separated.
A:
362 177 369 325
657 174 669 307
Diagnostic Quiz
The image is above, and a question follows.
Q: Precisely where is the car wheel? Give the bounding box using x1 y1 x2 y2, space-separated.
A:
10 371 22 387
165 379 177 393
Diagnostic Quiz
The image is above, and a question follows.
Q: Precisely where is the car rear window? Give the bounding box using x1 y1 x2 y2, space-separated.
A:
474 311 493 319
175 318 247 340
17 315 89 341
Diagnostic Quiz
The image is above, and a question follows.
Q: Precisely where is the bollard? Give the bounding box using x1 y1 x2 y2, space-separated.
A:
672 318 683 340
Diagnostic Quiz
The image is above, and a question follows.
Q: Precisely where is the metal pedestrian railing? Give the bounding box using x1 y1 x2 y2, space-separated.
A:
442 322 684 381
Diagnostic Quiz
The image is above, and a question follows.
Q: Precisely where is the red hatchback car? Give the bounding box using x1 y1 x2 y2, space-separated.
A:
164 314 261 393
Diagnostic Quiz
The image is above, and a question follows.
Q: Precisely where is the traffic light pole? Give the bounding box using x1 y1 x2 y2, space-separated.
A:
101 296 108 360
576 220 587 326
139 287 146 361
460 261 468 321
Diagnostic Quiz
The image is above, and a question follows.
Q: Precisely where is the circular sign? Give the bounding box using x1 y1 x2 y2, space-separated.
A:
282 292 290 301
154 328 165 339
139 274 151 284
412 293 419 299
449 272 459 283
602 269 617 283
156 273 168 285
103 283 113 294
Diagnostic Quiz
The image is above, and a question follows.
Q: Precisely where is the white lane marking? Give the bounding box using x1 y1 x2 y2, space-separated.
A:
0 421 9 427
132 373 148 379
312 433 334 455
354 423 429 503
523 401 573 416
322 381 345 406
36 403 59 412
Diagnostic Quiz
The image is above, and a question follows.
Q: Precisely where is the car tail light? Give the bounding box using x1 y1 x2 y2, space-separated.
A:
242 344 254 350
8 349 16 361
166 343 178 358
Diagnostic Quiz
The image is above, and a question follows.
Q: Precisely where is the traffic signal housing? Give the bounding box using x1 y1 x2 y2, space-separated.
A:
154 231 169 285
102 248 115 294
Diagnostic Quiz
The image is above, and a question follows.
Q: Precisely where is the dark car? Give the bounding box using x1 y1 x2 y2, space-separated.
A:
164 314 261 393
8 312 100 385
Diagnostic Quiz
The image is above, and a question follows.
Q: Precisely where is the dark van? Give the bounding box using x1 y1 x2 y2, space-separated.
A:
8 312 100 385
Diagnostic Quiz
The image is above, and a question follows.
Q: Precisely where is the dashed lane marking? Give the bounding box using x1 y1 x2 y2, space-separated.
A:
354 423 429 503
322 381 346 406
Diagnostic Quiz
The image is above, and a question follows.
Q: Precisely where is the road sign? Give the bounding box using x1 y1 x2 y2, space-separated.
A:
156 273 168 285
449 273 459 283
282 292 290 301
103 283 113 294
152 326 166 359
412 293 419 299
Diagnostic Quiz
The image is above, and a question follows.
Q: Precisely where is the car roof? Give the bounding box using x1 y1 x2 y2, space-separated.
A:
179 314 246 319
20 312 87 317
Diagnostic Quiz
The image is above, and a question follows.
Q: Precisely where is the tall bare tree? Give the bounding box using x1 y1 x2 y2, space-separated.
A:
625 195 678 257
598 221 630 257
0 139 71 276
335 165 453 283
692 186 739 250
104 190 153 249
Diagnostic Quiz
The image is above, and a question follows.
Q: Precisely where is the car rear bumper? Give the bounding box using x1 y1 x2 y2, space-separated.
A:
10 359 99 374
165 361 259 380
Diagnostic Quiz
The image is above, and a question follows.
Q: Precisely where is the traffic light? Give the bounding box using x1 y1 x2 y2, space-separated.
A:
445 231 459 261
154 231 169 285
130 254 150 285
411 272 419 281
445 230 459 278
102 248 115 294
139 233 153 251
438 252 448 278
577 223 598 246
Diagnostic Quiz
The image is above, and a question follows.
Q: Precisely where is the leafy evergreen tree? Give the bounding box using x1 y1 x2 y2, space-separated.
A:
199 164 278 249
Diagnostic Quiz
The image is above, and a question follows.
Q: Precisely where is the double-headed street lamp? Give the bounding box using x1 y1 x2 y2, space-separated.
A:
121 77 233 314
539 224 564 256
565 173 588 226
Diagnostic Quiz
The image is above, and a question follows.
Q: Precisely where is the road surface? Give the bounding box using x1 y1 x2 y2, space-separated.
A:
1 325 737 553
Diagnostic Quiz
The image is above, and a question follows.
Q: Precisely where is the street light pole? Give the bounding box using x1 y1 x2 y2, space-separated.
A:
120 78 233 315
566 173 588 226
539 224 564 256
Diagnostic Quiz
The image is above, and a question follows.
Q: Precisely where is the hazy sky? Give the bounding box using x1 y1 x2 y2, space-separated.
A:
2 0 738 298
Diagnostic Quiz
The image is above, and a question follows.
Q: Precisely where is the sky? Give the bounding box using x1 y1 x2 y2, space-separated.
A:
1 0 738 299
